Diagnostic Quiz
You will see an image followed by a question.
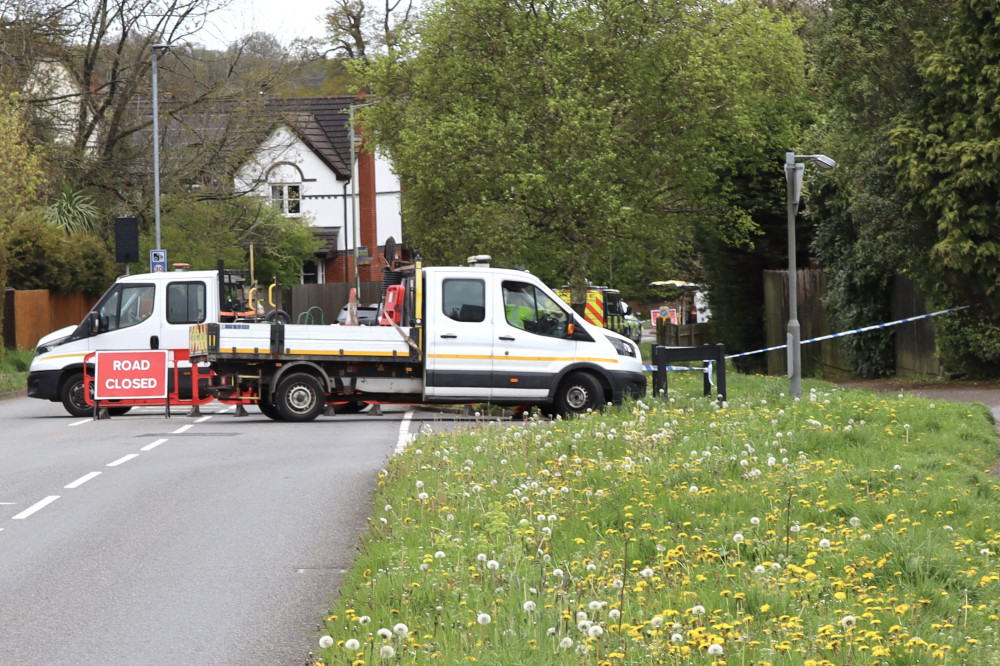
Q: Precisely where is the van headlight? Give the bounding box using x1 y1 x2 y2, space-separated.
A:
606 335 636 357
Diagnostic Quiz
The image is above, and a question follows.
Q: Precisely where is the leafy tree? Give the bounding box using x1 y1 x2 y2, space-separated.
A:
889 0 1000 375
808 0 950 377
0 92 46 217
152 194 321 286
0 90 48 360
5 211 115 297
360 0 810 306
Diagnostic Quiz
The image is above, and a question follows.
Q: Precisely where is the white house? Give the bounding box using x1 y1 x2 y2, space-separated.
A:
235 96 402 285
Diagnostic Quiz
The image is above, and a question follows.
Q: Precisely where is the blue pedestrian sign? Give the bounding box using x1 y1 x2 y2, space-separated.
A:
150 249 167 273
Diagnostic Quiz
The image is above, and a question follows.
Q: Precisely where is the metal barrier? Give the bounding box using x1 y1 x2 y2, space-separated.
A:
83 351 215 418
650 344 726 402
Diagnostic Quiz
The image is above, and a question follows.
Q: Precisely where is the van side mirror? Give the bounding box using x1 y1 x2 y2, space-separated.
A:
88 312 100 335
566 322 575 336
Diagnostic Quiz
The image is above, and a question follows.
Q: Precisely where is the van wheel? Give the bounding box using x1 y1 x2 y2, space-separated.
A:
274 373 326 422
554 372 603 417
61 372 92 417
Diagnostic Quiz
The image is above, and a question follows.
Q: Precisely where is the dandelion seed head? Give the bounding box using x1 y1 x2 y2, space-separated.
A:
379 645 395 658
344 638 360 651
318 635 334 648
707 643 723 656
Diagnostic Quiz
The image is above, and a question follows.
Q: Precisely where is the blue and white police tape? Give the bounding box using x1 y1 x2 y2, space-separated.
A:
726 304 974 360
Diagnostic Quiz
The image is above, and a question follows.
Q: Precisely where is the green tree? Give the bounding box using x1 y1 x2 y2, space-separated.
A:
360 0 810 305
0 91 48 361
809 0 950 377
153 194 321 286
890 0 1000 375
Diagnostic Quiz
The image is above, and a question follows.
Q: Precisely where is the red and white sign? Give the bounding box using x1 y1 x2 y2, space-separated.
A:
94 351 169 400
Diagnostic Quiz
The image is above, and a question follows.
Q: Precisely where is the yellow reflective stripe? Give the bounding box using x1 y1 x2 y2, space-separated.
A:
429 354 618 364
40 352 88 361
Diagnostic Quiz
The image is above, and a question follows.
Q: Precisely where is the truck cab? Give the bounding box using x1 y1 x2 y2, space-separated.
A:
27 269 218 416
422 265 645 411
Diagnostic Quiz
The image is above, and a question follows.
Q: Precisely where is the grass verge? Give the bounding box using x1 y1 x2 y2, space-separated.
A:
313 371 1000 665
0 348 33 394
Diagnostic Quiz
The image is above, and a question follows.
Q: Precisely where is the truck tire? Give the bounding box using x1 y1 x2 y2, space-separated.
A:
258 392 283 421
554 372 603 417
265 309 291 325
274 372 326 422
61 372 91 417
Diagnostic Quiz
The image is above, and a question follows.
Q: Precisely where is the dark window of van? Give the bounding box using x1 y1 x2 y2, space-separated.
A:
167 282 207 324
442 279 485 322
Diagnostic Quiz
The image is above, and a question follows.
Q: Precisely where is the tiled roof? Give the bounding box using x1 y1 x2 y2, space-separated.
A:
267 96 357 179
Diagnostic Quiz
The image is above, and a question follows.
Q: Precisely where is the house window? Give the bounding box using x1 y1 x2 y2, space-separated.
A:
301 260 323 284
270 184 301 216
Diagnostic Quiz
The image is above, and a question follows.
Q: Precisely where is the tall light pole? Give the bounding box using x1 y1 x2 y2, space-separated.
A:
348 101 376 295
784 151 836 399
152 43 170 253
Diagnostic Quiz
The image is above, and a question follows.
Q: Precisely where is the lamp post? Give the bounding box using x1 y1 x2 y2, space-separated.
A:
784 151 836 399
152 43 170 253
348 101 376 295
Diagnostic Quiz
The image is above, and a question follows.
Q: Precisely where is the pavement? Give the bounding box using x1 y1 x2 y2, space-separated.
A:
833 379 1000 421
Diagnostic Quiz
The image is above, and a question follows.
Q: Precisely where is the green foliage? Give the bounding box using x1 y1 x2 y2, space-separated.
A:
0 349 33 393
359 0 810 300
0 92 47 216
934 307 1000 378
808 0 951 377
154 195 322 286
44 186 99 234
890 0 1000 305
4 211 116 297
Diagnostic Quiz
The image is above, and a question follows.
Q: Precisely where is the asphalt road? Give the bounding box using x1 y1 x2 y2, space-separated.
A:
0 396 461 666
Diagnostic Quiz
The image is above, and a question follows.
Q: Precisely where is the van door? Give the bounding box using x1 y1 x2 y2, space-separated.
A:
88 282 159 352
425 272 494 400
494 279 577 401
160 279 209 352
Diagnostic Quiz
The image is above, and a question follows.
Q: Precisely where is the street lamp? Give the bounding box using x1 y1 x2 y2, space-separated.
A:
152 43 171 254
784 151 836 399
348 101 377 295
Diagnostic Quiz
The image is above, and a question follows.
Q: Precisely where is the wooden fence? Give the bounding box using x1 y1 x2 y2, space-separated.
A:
288 282 384 325
763 271 941 379
3 288 96 350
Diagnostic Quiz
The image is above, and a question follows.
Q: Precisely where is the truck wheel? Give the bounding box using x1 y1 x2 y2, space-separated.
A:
274 373 326 422
258 392 283 421
554 372 603 417
60 372 92 417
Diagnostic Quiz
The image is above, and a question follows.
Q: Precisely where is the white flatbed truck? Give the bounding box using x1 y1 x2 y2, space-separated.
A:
189 257 647 420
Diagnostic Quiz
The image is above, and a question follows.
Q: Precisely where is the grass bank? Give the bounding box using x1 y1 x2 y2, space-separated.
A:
314 372 1000 665
0 349 32 394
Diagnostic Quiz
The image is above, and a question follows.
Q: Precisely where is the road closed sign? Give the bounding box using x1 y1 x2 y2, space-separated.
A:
94 350 169 400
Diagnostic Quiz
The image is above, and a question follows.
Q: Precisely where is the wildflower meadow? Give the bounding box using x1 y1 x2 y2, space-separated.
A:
313 372 1000 665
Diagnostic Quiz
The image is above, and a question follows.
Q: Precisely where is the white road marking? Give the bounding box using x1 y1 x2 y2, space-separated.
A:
395 409 415 456
69 418 91 427
195 415 212 423
107 454 139 467
13 496 60 520
65 472 102 489
141 438 168 451
172 424 193 434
